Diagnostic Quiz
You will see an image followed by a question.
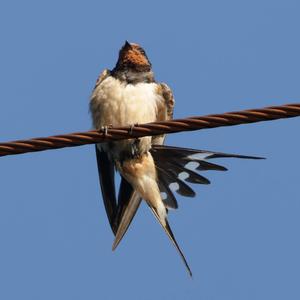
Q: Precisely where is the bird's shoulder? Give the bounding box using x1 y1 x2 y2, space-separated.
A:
151 82 175 145
155 82 175 121
93 69 111 89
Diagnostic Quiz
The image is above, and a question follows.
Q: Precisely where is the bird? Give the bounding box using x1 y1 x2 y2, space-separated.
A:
89 41 263 276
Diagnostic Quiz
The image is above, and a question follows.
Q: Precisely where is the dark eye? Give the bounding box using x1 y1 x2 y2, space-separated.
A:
139 48 146 55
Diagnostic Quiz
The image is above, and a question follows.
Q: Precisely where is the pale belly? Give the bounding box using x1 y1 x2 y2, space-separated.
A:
90 76 161 161
90 76 159 128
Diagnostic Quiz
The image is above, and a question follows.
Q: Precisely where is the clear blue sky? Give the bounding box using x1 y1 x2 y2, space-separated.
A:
0 1 299 299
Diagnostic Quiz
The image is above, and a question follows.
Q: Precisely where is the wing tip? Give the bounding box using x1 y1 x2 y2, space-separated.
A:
253 156 266 160
234 155 266 160
112 240 119 251
210 154 266 160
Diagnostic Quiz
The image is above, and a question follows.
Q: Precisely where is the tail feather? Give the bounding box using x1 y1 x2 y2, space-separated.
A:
149 205 192 277
150 145 264 210
157 175 178 210
164 159 210 184
111 145 264 259
112 191 141 251
195 160 228 171
151 144 265 160
152 148 229 171
156 166 196 197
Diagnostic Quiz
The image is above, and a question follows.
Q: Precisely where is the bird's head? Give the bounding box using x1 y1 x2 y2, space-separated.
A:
115 41 151 72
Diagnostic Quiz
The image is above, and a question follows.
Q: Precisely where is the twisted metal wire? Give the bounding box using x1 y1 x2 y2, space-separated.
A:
0 103 299 157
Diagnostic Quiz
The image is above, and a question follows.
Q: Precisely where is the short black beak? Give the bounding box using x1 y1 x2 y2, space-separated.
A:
124 40 131 48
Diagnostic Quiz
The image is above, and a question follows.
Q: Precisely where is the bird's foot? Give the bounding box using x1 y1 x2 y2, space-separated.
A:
128 123 139 135
100 124 112 136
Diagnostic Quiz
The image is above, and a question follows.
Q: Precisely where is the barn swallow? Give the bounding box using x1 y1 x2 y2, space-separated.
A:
89 41 263 276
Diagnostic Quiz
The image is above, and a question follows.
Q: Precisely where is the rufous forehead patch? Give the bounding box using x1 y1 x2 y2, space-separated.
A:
125 49 149 65
119 46 149 66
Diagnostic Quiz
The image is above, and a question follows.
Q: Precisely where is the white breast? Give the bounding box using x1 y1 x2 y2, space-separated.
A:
90 76 161 129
